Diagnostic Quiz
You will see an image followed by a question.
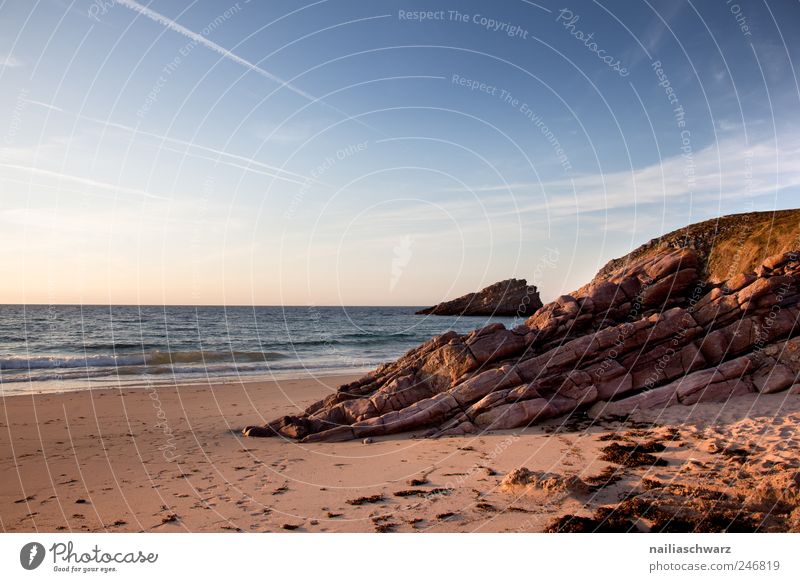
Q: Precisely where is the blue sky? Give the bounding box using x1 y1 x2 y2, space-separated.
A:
1 0 798 305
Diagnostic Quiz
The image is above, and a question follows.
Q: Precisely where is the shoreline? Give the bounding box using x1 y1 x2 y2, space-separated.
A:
0 367 375 398
2 372 799 532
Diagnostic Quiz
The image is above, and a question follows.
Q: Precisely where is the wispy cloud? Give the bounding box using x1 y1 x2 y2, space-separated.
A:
300 134 797 248
0 161 170 200
751 38 793 84
642 0 683 54
605 0 684 71
21 98 323 186
431 135 800 219
0 55 23 68
254 121 316 144
716 118 741 133
537 137 800 215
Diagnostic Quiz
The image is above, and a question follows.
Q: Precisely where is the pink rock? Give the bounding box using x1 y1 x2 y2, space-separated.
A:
449 365 520 406
640 268 699 307
588 385 678 418
244 216 800 442
584 280 623 312
466 329 526 364
762 252 793 271
694 294 741 327
643 249 699 279
724 272 756 293
419 340 478 390
473 398 552 430
679 378 753 405
737 276 794 305
752 362 797 394
416 279 542 316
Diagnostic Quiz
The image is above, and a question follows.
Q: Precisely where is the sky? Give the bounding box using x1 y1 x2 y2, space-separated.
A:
0 0 798 306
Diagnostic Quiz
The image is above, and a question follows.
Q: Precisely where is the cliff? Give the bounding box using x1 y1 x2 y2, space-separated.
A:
595 209 800 283
245 210 800 442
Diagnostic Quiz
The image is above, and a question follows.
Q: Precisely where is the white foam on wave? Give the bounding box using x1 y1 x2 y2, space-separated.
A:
0 350 287 371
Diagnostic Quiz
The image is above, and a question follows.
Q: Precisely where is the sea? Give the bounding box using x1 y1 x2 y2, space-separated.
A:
0 305 522 394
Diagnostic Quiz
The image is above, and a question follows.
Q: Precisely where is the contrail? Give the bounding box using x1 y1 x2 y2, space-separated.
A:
116 0 378 131
23 98 325 186
116 0 318 101
21 97 63 112
0 162 170 200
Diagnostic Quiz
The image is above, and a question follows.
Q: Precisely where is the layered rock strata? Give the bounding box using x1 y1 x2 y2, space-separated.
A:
245 213 800 442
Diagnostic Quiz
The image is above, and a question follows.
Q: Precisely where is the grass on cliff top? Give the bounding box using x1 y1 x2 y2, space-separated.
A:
596 209 800 283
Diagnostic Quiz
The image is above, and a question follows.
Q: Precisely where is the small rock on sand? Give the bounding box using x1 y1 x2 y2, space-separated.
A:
500 468 588 495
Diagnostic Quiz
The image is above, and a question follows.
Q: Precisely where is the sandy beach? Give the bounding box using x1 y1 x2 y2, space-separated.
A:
2 374 799 533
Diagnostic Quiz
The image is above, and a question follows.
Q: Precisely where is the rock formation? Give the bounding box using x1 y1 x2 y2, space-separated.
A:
244 210 800 442
415 278 542 316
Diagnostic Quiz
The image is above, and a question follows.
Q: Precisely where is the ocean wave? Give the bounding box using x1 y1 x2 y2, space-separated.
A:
0 350 286 371
281 339 341 347
337 331 418 339
0 358 376 384
281 335 421 348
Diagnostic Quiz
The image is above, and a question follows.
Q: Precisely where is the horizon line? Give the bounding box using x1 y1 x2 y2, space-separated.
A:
0 303 434 308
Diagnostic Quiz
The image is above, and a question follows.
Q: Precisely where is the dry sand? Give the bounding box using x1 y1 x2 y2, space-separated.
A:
2 374 799 532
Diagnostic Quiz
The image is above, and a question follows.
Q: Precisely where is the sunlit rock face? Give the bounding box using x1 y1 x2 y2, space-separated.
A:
244 210 800 442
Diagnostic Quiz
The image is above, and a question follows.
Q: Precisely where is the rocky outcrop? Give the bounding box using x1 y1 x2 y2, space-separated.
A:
415 278 542 316
595 208 800 284
244 211 800 442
